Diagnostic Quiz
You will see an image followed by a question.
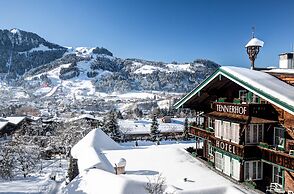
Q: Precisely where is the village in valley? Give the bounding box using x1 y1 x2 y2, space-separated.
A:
0 1 294 194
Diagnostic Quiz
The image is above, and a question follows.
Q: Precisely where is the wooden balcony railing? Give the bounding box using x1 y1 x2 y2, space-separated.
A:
259 146 294 171
189 126 213 140
189 126 294 164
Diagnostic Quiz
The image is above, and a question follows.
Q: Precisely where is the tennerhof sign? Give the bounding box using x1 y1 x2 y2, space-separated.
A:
214 102 248 115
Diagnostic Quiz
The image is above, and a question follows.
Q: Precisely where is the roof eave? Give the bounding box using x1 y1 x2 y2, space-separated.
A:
174 67 294 115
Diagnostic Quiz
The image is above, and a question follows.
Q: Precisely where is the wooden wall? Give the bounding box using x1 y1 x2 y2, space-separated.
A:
285 171 294 192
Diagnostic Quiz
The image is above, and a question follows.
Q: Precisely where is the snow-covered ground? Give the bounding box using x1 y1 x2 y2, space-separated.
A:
0 159 68 194
64 128 256 194
104 144 252 194
119 118 194 134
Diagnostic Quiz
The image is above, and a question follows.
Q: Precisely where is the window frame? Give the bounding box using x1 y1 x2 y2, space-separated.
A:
272 166 284 186
244 160 263 181
274 127 285 149
245 124 264 144
231 123 240 144
215 151 223 171
208 117 213 129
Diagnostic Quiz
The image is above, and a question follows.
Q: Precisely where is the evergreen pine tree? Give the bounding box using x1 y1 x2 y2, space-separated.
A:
104 110 121 141
183 117 189 140
67 155 79 183
116 110 123 119
150 114 159 141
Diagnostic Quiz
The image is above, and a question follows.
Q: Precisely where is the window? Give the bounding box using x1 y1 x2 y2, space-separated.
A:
251 93 260 104
257 161 262 179
245 162 250 180
208 143 213 156
215 152 223 171
215 121 240 143
215 120 222 138
223 121 230 141
196 116 204 127
245 124 263 144
231 123 240 144
239 90 248 103
223 155 231 176
274 127 285 149
215 153 241 181
208 117 213 129
273 166 284 185
231 158 240 180
244 161 263 180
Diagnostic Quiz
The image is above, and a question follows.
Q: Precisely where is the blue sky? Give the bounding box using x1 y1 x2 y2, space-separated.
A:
1 0 294 67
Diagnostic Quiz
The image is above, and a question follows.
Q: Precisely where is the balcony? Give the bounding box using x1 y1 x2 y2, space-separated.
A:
189 125 260 159
189 126 213 140
259 146 294 171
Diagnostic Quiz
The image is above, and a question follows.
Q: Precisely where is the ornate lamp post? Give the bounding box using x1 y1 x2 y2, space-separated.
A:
245 34 264 70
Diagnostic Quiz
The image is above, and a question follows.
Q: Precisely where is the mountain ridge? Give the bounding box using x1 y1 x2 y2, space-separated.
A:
0 29 220 95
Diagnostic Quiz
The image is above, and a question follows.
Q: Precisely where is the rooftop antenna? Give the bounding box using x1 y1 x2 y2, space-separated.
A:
292 43 294 68
252 26 255 38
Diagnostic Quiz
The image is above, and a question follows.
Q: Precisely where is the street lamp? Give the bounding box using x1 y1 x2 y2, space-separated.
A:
245 36 264 70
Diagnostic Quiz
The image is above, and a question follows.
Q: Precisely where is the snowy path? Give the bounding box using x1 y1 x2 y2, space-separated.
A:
43 85 60 98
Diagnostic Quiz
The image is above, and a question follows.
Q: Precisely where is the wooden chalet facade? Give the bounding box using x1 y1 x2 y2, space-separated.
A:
174 66 294 193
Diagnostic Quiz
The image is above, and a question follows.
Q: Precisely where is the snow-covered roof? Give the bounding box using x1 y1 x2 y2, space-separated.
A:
0 122 8 130
222 66 294 112
65 168 146 194
245 37 264 47
66 143 251 194
71 128 121 172
3 116 26 125
264 68 294 74
67 114 101 123
174 66 294 115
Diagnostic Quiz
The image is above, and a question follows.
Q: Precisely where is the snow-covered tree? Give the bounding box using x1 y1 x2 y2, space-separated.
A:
15 145 40 178
0 146 14 180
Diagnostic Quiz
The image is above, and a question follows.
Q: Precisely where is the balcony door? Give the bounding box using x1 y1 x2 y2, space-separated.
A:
272 166 284 187
274 127 285 149
245 124 263 144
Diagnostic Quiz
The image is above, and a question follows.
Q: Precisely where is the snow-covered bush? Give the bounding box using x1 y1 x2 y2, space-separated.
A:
146 174 166 194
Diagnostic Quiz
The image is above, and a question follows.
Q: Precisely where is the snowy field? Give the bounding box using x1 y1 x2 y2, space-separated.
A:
0 159 68 194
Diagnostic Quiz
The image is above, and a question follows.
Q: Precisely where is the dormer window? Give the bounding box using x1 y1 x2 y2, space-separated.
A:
239 90 248 103
208 117 213 129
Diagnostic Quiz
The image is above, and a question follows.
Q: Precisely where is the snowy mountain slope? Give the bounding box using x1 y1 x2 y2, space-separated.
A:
0 28 67 78
0 28 219 97
22 46 219 99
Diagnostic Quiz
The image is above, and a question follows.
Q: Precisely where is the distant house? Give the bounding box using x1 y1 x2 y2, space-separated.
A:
67 114 102 128
161 116 171 123
174 65 294 193
0 116 27 137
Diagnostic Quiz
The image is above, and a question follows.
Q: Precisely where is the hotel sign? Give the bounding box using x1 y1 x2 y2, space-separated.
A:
214 102 248 115
215 139 236 155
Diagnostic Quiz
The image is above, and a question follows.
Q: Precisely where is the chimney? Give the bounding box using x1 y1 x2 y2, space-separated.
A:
279 52 294 69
